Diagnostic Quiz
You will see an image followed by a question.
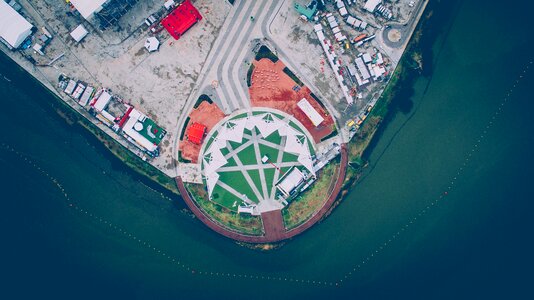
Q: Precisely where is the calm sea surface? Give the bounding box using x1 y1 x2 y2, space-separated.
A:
1 0 533 298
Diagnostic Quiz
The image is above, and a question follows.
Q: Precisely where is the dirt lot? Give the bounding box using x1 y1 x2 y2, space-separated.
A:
249 58 335 143
17 0 230 175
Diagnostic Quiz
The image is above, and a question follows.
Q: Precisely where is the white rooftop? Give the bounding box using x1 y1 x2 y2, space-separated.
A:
144 37 160 52
0 1 33 49
364 0 382 12
93 91 111 112
297 98 324 127
70 0 107 20
277 167 305 197
70 24 88 43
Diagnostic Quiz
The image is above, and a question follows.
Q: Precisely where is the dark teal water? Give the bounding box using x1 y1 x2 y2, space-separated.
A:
1 0 533 298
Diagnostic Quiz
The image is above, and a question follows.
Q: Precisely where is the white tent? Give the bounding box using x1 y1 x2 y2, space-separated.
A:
253 113 282 138
204 172 219 197
0 1 33 49
70 0 107 20
281 127 315 176
218 119 245 144
70 24 88 43
92 91 111 111
144 37 160 52
203 145 228 176
297 98 324 127
164 0 176 10
364 0 382 13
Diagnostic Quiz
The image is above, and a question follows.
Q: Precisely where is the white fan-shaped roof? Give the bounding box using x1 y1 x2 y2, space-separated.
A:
219 118 246 143
203 147 227 177
205 172 219 197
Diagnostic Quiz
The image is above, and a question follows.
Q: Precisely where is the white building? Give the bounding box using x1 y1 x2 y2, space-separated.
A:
364 0 382 13
70 24 88 43
122 108 158 153
92 91 112 112
297 98 324 127
69 0 108 20
0 1 33 49
276 167 305 197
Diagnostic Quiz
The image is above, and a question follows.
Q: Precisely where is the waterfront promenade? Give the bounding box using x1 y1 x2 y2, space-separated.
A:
175 144 348 243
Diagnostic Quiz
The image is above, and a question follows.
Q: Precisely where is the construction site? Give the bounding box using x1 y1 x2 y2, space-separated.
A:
0 0 427 242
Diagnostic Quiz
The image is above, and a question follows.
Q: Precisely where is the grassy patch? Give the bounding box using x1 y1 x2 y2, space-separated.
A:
236 144 258 165
258 143 280 163
187 183 263 235
263 130 282 145
218 171 259 203
282 159 340 229
193 94 213 109
264 167 276 198
283 66 303 86
246 169 262 193
178 150 192 163
179 116 190 141
246 64 255 87
211 184 242 209
282 152 299 163
255 45 279 62
320 127 338 142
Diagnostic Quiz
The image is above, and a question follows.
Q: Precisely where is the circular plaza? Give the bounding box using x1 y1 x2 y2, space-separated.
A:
200 108 316 215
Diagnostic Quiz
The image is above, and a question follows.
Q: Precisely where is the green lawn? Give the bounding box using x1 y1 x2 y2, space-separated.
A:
263 130 282 145
246 169 262 193
282 151 299 163
258 143 280 163
220 147 230 156
210 184 243 209
263 167 276 198
236 144 258 165
218 170 259 204
139 118 166 145
224 156 238 167
279 166 292 179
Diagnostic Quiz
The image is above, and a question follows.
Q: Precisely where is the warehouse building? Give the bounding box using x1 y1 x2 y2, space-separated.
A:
0 1 33 49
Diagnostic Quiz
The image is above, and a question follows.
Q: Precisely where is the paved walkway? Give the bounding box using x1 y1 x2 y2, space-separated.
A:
174 144 348 243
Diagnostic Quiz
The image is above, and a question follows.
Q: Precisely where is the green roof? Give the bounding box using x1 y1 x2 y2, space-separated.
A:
138 118 166 145
294 2 317 20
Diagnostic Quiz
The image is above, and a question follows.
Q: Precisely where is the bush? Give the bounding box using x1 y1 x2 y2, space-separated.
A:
283 67 303 86
255 45 279 62
246 64 255 87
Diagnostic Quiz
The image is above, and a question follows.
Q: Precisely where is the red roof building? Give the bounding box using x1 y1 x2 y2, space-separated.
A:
161 0 202 40
186 122 206 145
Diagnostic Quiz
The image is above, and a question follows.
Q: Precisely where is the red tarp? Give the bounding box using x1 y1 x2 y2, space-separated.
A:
161 0 202 40
186 122 206 145
118 106 134 128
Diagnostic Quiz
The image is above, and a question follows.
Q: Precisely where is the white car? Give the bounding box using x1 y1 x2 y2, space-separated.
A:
409 1 416 7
